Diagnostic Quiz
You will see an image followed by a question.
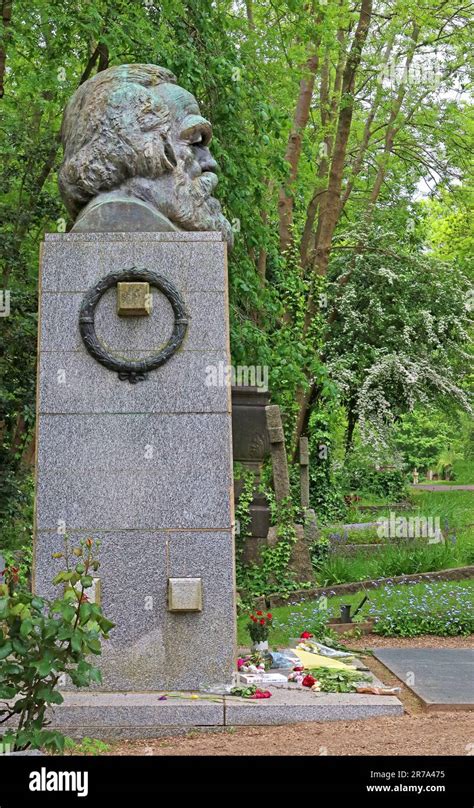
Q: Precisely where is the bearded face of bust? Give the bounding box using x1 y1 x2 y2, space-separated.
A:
58 64 233 247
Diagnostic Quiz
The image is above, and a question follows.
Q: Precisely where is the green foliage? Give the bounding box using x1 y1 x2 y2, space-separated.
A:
314 541 462 586
393 407 465 472
1 544 32 588
64 736 110 756
308 407 347 524
239 579 474 645
236 491 302 603
1 0 472 579
326 227 472 450
0 537 114 753
369 580 474 637
309 532 331 571
342 455 407 501
303 606 333 642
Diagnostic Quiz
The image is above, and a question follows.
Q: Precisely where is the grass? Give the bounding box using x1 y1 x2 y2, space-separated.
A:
237 578 474 645
313 539 471 586
321 525 382 544
322 489 474 557
313 491 474 585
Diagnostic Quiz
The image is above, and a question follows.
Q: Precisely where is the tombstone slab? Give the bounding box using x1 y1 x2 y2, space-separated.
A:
374 648 474 710
33 231 236 692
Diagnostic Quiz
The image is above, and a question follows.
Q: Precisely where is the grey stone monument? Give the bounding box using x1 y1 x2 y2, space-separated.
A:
33 64 236 693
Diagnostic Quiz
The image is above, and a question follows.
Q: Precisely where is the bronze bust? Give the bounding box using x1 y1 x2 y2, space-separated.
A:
59 64 233 247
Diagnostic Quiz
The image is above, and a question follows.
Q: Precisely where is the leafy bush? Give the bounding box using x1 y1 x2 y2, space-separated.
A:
369 581 474 636
309 533 331 570
0 472 34 553
0 537 114 753
343 461 407 501
1 544 32 588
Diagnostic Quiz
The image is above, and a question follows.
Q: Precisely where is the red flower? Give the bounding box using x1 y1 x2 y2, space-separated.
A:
259 618 265 625
293 666 304 672
267 613 272 619
300 631 313 639
302 675 316 688
250 615 257 623
2 566 20 584
256 611 263 616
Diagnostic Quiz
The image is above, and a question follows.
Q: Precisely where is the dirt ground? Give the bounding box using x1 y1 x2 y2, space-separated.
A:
111 712 473 756
349 634 474 650
108 634 474 757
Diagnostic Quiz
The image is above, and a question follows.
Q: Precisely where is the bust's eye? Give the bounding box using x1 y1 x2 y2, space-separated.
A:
191 133 206 148
180 118 212 148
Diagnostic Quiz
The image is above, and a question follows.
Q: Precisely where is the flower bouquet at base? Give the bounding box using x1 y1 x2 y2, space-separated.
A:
246 611 273 651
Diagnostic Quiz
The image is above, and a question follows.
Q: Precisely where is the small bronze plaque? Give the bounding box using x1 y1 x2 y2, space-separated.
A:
168 578 203 612
117 282 152 316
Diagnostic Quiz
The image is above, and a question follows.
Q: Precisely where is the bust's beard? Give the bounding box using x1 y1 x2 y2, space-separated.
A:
125 167 233 248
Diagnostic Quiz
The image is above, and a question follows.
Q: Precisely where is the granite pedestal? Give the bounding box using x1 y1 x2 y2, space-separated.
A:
33 232 236 692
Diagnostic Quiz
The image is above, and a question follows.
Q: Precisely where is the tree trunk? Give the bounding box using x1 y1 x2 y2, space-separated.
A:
0 0 12 99
292 0 373 452
278 52 319 252
345 406 357 455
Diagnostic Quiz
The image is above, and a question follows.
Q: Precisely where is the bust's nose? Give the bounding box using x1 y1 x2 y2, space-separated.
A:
196 146 218 173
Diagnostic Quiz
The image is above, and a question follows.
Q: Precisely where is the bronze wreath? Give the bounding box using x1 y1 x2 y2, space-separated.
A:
79 267 188 383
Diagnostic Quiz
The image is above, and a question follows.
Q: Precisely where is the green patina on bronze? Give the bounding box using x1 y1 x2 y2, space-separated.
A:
59 64 232 247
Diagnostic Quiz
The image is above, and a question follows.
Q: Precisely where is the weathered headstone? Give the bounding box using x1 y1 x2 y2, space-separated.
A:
232 386 271 564
33 64 236 694
265 408 313 581
299 437 310 509
265 404 290 502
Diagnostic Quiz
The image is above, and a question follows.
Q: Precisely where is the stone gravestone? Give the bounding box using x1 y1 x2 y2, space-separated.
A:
33 64 236 692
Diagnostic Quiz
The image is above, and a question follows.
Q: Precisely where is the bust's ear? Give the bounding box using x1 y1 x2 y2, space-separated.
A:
162 136 177 170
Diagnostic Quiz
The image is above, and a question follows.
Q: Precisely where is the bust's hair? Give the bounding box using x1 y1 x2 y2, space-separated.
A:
59 64 178 219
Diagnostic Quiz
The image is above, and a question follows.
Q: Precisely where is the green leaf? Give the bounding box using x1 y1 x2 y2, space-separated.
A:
52 571 69 585
61 605 76 622
97 616 115 633
0 685 17 699
2 662 22 675
36 686 64 705
85 637 101 654
33 657 54 677
70 631 83 653
0 641 13 660
12 638 28 655
20 619 33 637
79 603 92 623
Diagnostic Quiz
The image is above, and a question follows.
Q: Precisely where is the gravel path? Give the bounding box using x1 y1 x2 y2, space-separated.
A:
348 634 474 650
411 484 474 491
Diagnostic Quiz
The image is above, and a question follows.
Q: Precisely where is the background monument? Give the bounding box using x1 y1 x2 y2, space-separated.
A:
33 64 236 692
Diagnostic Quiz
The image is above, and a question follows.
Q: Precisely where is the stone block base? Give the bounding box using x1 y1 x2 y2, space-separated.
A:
45 688 403 740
